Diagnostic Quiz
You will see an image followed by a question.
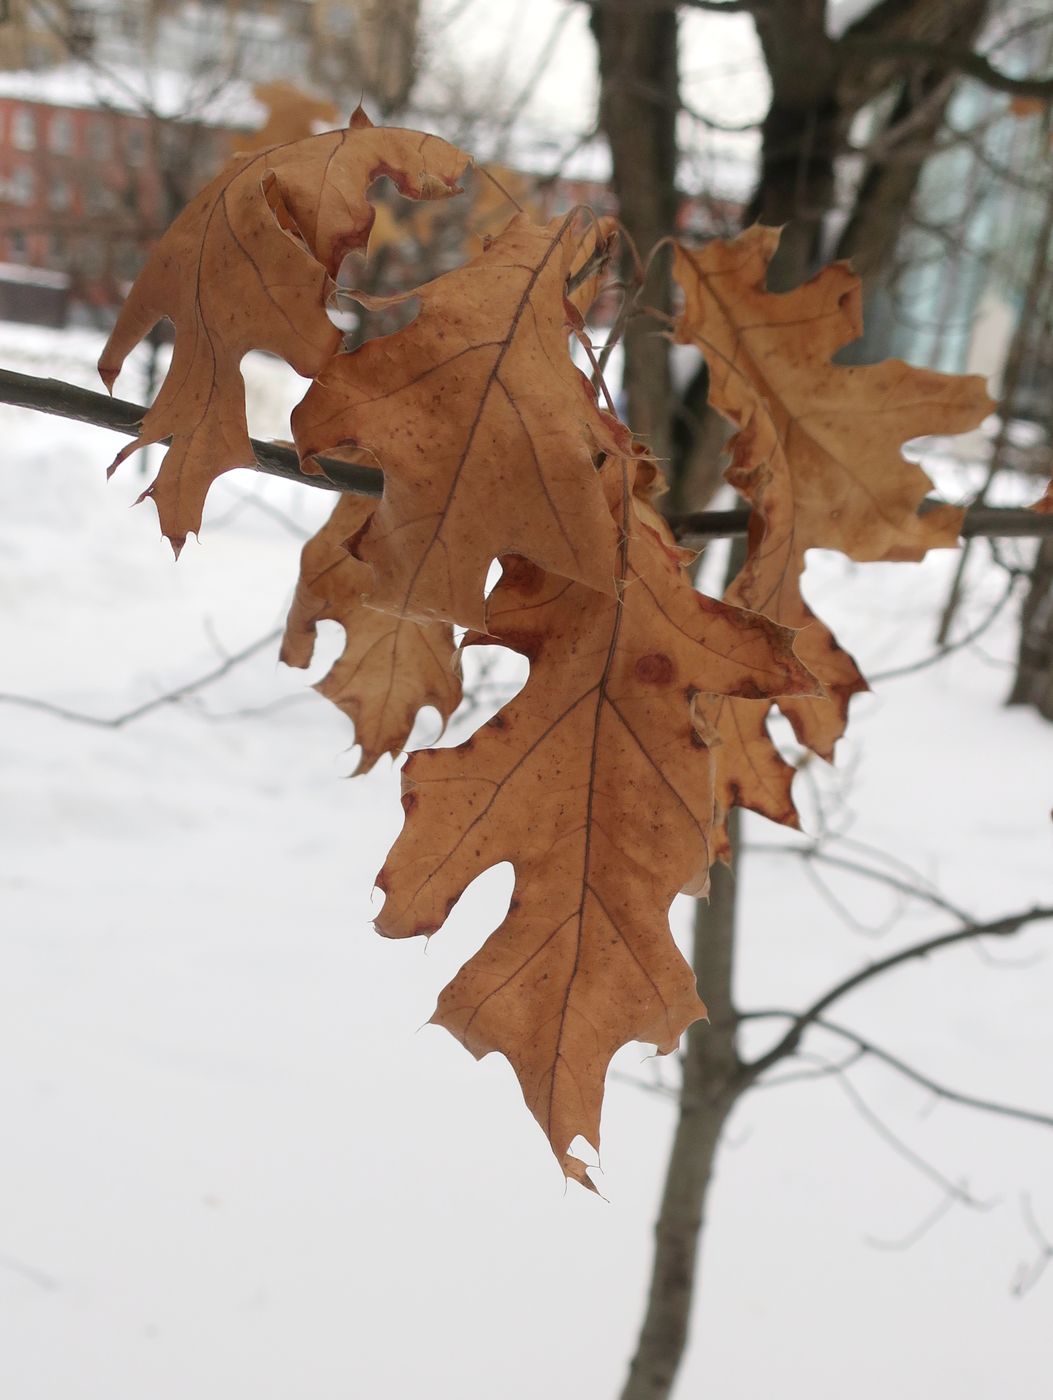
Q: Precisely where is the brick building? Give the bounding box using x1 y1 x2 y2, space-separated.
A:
0 74 239 321
0 0 422 323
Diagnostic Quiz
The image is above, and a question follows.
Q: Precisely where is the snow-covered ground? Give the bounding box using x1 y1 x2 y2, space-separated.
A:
1 324 1051 1400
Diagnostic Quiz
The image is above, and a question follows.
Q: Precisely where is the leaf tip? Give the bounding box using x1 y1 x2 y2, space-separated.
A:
563 1153 605 1198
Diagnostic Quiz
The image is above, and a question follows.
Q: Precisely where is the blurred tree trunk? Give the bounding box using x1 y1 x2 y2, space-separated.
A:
1008 537 1053 719
589 2 680 466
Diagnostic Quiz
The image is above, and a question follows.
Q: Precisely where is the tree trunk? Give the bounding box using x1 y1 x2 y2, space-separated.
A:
619 810 744 1400
1008 536 1053 719
589 2 679 464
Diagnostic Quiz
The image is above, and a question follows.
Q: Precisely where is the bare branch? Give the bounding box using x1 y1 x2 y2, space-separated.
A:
868 1191 958 1251
741 906 1053 1080
747 1012 1053 1131
0 368 383 499
869 566 1020 683
587 0 765 12
0 629 282 728
829 1063 992 1210
4 366 1053 540
1013 1195 1053 1297
0 1250 59 1293
671 501 1053 541
755 1043 995 1233
841 37 1053 100
744 841 984 927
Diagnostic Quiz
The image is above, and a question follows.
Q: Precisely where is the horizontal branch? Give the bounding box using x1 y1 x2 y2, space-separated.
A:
751 1012 1053 1130
741 904 1053 1080
3 365 1053 540
841 36 1053 100
0 628 282 727
671 502 1053 540
0 367 383 499
587 0 766 12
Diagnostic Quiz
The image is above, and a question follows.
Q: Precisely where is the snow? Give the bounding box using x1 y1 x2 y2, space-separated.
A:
0 59 266 128
0 263 70 289
1 322 1052 1400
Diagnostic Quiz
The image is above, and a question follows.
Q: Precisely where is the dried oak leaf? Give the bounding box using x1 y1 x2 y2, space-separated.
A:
673 228 992 826
367 162 543 261
236 81 341 154
293 213 622 631
694 692 799 861
98 117 470 554
281 494 462 773
373 461 816 1187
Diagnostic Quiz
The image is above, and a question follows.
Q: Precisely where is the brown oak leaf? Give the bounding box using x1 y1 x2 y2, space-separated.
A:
673 228 993 828
694 694 799 862
293 213 624 631
236 81 341 154
372 460 817 1186
281 494 462 773
98 118 470 554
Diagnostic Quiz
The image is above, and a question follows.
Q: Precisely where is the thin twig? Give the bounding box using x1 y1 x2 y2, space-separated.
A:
741 905 1053 1080
743 841 975 926
1013 1194 1053 1297
745 1013 1053 1131
0 628 282 728
870 568 1020 683
868 1191 959 1252
830 1067 991 1211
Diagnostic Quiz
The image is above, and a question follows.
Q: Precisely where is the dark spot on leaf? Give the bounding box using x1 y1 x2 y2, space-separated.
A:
499 628 541 661
735 679 766 700
499 555 545 595
635 652 675 685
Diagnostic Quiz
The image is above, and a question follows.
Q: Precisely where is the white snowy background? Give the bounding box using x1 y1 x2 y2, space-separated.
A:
2 2 1053 1395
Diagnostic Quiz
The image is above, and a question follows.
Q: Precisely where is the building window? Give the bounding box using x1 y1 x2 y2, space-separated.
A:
49 176 73 212
12 108 37 152
49 112 75 156
84 181 121 217
8 165 35 206
7 230 27 263
87 116 113 161
48 231 68 265
126 125 147 166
